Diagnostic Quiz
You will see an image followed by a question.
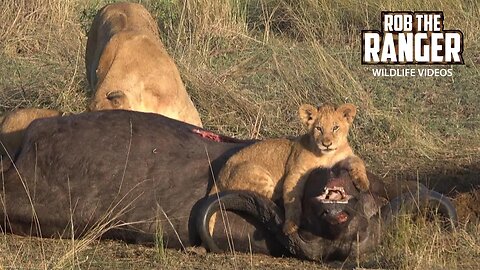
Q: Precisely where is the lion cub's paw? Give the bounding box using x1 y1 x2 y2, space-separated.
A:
283 220 299 235
349 167 369 192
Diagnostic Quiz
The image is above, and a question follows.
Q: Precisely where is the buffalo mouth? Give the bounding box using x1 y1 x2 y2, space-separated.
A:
321 209 349 224
317 186 352 204
315 186 353 224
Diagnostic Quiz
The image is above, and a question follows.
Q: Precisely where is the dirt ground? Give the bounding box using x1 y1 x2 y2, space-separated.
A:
0 235 339 269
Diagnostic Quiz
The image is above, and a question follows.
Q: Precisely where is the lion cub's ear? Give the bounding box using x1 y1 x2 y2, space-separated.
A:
336 103 357 124
299 104 318 126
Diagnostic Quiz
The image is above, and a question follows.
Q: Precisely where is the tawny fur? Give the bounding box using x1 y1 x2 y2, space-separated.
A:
0 108 63 158
210 103 369 235
85 2 203 127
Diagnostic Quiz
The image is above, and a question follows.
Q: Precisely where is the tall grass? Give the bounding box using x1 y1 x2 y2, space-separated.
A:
0 0 479 268
372 215 480 269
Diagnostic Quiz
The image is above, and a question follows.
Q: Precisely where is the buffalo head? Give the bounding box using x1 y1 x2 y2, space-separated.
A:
197 165 457 261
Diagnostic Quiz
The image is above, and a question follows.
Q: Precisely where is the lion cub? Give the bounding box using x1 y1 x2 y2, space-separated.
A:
211 103 369 235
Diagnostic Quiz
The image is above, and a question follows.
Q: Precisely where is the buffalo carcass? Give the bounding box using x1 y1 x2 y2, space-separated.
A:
0 110 457 260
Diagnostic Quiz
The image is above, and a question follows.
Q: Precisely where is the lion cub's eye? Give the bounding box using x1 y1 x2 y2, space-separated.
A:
315 126 323 133
333 125 339 132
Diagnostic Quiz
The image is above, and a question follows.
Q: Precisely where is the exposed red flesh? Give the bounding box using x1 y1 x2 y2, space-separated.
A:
335 212 349 223
192 128 244 143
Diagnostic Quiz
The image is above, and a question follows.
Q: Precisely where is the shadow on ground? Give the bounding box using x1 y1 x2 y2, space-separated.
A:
393 160 479 223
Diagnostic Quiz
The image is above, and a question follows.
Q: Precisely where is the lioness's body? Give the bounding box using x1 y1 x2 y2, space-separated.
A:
212 103 369 234
0 108 62 158
86 2 203 127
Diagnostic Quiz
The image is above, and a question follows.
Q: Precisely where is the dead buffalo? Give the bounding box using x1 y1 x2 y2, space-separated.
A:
0 110 457 261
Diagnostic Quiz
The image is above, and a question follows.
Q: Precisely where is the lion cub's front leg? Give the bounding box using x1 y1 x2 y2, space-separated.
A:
340 155 369 191
282 170 309 235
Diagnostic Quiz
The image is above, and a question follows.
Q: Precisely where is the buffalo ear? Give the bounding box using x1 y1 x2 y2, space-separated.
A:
299 104 318 126
336 103 357 124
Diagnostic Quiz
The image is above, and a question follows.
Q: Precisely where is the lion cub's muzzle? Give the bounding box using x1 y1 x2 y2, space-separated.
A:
317 141 337 153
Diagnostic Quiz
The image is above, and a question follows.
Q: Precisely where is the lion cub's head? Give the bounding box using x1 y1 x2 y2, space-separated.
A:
299 103 357 154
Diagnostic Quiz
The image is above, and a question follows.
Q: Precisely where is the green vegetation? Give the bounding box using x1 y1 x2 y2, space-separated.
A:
0 0 479 268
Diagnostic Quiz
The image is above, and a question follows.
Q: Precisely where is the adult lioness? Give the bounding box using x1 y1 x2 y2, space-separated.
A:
0 108 63 158
85 2 203 127
210 103 369 235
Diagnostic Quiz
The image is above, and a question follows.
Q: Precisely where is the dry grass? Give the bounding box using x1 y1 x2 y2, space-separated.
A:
370 215 480 269
0 0 479 269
